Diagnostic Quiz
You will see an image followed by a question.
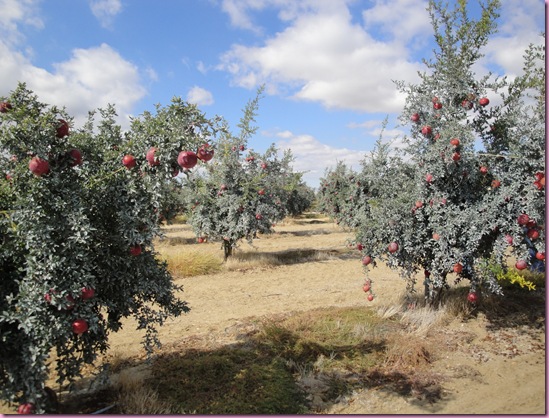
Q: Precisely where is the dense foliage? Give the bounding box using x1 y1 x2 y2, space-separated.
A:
0 84 221 413
321 0 545 306
182 89 314 259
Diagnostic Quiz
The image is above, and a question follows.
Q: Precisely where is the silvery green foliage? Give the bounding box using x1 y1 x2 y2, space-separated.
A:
182 89 311 259
0 84 219 412
327 1 545 306
363 0 544 305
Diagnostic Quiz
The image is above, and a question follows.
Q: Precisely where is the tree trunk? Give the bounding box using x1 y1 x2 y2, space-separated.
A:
223 240 233 261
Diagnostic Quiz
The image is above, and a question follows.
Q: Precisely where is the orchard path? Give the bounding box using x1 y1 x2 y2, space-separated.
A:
103 215 545 415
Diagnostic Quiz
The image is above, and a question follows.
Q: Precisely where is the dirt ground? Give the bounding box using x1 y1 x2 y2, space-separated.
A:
1 216 544 414
103 217 546 415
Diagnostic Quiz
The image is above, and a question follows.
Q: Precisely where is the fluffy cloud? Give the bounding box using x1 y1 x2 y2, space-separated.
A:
186 86 214 106
218 0 542 114
482 0 544 77
0 42 146 128
218 0 428 113
0 1 146 128
89 0 122 28
274 130 365 188
0 0 43 45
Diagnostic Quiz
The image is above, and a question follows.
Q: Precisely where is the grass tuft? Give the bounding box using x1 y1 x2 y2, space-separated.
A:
156 246 222 277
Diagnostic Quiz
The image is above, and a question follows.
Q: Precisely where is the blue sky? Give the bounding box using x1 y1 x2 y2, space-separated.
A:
0 0 544 188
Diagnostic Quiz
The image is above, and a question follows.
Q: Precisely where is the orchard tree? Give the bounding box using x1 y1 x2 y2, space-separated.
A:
355 0 545 306
182 89 307 260
0 84 220 413
317 161 364 228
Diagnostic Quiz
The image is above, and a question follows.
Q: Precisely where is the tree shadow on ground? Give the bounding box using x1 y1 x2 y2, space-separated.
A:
57 315 452 415
232 247 355 266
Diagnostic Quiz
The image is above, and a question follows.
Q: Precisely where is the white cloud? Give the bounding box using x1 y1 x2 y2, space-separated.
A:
0 0 145 128
186 86 214 106
89 0 122 29
0 0 43 45
482 0 544 77
218 1 426 113
0 42 146 128
362 0 431 45
221 0 267 34
274 130 365 187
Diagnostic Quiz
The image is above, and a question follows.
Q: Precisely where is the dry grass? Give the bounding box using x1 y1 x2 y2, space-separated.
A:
112 367 180 414
156 246 223 277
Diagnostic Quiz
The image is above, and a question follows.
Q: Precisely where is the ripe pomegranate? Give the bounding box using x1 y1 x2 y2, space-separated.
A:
453 263 463 274
29 156 50 176
178 151 198 169
72 319 89 335
535 252 545 261
146 147 160 166
421 125 432 136
467 292 478 303
450 138 460 146
410 113 420 122
197 144 214 162
388 242 399 253
362 256 372 266
517 214 530 226
478 97 490 106
130 245 142 256
0 101 12 113
367 294 374 302
56 119 70 138
122 154 137 169
515 260 527 270
67 149 82 166
17 403 35 414
527 229 540 240
81 288 95 300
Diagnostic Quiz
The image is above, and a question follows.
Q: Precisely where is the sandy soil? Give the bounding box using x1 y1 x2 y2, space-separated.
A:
103 217 545 415
1 216 544 414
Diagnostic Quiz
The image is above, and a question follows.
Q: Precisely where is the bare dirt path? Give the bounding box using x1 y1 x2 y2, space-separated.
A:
104 217 545 415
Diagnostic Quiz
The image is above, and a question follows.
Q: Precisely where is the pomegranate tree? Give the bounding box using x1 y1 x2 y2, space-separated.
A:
181 88 311 260
0 84 221 412
353 1 544 306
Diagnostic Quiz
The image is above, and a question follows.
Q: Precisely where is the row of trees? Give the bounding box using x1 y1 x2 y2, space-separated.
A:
0 83 313 413
318 0 545 306
179 89 314 259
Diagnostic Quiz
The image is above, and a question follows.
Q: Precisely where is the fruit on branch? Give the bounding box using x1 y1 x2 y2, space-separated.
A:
29 157 50 176
146 147 160 166
122 154 137 169
71 319 88 335
56 119 69 138
197 144 214 162
177 151 198 169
